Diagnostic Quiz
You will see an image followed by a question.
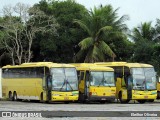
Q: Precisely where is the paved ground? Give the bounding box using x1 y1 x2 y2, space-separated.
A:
0 100 160 120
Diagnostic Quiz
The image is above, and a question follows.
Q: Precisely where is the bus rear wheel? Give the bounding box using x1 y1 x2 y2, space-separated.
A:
8 92 13 101
40 93 44 103
118 92 130 103
13 92 17 101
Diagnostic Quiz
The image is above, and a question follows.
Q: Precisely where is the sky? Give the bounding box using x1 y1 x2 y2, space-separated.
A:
0 0 160 29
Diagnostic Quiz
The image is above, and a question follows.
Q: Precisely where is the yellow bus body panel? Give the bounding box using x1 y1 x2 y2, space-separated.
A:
132 90 157 100
51 91 79 101
157 82 160 92
89 86 116 97
2 78 42 99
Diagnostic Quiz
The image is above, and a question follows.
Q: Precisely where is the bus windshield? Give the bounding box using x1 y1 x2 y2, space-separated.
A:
131 67 156 90
90 71 115 87
50 68 78 91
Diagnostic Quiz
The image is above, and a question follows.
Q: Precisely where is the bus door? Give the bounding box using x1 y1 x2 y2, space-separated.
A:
46 75 52 101
79 71 85 94
85 71 90 99
124 67 132 100
78 71 85 101
42 67 51 101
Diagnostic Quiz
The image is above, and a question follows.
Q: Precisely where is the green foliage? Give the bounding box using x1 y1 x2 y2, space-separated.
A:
0 0 159 70
74 5 129 62
32 0 88 62
151 44 160 75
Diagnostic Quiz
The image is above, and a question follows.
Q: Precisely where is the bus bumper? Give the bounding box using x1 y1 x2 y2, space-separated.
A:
89 96 116 101
51 96 78 101
132 94 157 100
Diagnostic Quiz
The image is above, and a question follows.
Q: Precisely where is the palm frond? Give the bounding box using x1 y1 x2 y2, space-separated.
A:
74 49 86 62
78 37 93 50
99 41 116 58
84 46 94 62
73 19 91 35
92 44 105 61
96 26 112 39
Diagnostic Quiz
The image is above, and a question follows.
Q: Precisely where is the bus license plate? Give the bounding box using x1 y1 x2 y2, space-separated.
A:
101 98 106 100
144 96 148 99
64 97 69 100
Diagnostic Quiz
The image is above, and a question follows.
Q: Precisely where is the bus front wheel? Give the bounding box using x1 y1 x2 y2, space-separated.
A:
40 93 44 102
148 99 154 102
118 92 130 103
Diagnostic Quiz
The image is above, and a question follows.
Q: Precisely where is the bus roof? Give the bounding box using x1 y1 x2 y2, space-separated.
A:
95 62 153 68
71 63 114 71
2 62 75 68
71 63 96 67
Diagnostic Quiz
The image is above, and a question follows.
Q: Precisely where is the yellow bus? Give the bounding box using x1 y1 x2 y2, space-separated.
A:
71 63 116 103
2 62 79 103
95 62 157 103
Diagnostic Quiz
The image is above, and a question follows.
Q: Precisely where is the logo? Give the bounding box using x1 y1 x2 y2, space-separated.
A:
2 112 11 117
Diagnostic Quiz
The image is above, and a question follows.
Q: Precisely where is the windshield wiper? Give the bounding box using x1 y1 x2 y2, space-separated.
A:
98 79 104 87
98 77 112 87
60 80 66 91
104 80 111 88
66 79 73 91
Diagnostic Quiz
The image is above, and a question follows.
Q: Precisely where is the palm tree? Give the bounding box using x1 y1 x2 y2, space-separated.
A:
73 5 128 62
131 22 158 42
130 22 159 63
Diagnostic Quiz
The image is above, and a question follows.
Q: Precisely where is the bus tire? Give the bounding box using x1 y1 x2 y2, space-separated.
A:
118 92 130 104
137 100 146 104
148 99 154 102
13 92 17 101
100 101 106 104
40 93 43 102
8 91 13 101
157 91 160 99
64 101 70 104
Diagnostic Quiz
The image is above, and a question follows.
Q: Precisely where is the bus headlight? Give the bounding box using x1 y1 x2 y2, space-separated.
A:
52 94 59 96
92 92 97 95
151 92 157 95
72 91 79 96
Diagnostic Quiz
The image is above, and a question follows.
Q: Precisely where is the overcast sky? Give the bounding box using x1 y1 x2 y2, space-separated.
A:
1 0 160 29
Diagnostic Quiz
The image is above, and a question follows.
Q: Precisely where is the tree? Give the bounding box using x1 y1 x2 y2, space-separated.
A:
34 0 88 62
152 19 160 75
74 5 128 62
131 22 159 63
0 2 58 65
